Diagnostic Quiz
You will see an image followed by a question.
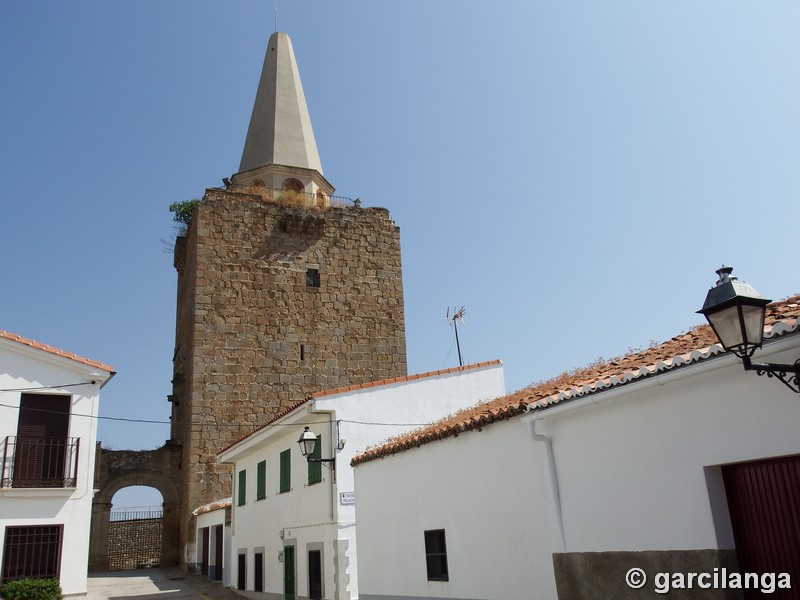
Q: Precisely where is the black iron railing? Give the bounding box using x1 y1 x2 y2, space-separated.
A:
1 436 80 488
109 508 164 522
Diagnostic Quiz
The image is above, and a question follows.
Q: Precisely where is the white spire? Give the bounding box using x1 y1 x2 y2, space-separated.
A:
234 32 333 198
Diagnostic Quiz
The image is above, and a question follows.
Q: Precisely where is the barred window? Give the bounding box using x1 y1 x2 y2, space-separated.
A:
2 525 63 583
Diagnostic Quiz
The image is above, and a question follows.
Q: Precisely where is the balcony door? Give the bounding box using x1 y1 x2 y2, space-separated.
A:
14 394 70 487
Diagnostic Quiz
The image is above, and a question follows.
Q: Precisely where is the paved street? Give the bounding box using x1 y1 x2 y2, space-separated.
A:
86 568 242 600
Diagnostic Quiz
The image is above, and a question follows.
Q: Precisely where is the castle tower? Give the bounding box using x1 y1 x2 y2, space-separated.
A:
170 31 407 566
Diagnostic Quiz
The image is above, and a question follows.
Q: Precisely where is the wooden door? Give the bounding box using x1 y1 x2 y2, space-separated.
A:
200 528 209 576
213 525 223 581
723 455 800 599
308 550 322 600
283 546 295 600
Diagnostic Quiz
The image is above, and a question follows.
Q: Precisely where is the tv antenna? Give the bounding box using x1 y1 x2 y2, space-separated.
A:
447 306 466 367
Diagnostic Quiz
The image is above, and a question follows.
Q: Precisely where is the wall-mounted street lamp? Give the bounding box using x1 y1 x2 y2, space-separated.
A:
698 266 799 393
297 426 336 467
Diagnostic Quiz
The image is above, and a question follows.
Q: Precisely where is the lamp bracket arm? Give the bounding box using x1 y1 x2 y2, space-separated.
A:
742 357 800 394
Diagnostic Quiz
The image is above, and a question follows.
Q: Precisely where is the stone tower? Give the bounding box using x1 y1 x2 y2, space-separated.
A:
170 32 407 565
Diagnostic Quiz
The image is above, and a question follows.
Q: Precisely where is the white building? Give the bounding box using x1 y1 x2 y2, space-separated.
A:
353 295 800 600
217 360 505 600
0 330 114 595
194 498 232 587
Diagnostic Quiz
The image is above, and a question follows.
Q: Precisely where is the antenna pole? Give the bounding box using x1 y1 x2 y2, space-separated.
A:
274 7 278 33
454 318 463 367
447 306 466 367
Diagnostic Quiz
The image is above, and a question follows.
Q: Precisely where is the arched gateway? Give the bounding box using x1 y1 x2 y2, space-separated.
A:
89 444 181 571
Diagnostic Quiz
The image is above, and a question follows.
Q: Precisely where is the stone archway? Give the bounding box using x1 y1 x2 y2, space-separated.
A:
89 444 181 571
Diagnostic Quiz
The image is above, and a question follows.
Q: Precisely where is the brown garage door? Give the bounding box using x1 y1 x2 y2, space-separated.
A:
723 454 800 599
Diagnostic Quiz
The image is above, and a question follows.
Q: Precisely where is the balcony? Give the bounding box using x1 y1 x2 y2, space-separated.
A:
1 436 80 488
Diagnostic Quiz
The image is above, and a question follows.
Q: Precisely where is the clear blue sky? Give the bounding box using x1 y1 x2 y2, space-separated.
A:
2 1 798 507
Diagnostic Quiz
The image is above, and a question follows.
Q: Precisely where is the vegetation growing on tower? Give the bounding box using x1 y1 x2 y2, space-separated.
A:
169 199 200 226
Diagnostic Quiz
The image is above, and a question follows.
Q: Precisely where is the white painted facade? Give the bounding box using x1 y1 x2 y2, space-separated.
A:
354 417 559 600
353 328 800 600
0 332 113 596
194 500 232 588
218 361 505 600
525 331 800 556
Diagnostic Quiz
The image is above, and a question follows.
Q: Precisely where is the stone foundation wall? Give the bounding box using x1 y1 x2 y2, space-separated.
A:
553 550 743 600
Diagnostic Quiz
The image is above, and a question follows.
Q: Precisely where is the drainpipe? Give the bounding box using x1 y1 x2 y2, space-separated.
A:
328 413 336 522
310 407 337 523
525 418 566 552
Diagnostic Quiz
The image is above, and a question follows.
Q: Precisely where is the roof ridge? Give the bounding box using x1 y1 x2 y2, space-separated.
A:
0 329 115 373
309 359 503 400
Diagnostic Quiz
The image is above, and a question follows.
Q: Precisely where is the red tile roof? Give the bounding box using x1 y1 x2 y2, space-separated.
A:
0 329 115 373
219 360 503 455
351 295 800 466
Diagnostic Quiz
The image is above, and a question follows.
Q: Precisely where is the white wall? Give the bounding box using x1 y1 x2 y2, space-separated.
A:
227 421 339 599
196 507 230 587
354 418 559 600
529 335 800 554
0 337 111 596
221 362 505 600
354 334 800 600
317 360 506 598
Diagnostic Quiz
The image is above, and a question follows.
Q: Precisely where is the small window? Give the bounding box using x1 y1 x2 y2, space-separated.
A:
306 268 320 288
237 470 246 506
256 460 266 500
308 434 322 485
280 449 291 493
424 529 449 582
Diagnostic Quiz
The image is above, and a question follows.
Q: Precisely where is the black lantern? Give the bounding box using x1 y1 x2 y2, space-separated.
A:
697 266 771 359
297 426 318 458
297 426 335 465
698 266 799 393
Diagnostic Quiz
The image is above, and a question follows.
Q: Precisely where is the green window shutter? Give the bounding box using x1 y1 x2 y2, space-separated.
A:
280 449 291 493
256 460 266 500
308 435 322 485
237 469 246 506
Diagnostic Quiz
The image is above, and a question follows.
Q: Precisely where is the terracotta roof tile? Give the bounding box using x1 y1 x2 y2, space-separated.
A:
0 329 115 373
219 360 503 455
351 295 800 466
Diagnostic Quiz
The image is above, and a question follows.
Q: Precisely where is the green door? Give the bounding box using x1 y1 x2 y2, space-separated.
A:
283 546 295 600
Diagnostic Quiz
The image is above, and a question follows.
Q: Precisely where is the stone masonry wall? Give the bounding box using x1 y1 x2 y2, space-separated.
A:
107 518 163 571
172 189 407 563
